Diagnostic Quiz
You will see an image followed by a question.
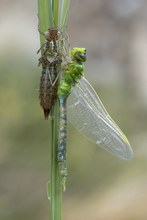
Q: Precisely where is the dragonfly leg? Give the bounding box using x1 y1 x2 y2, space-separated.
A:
37 43 46 54
37 14 45 37
48 57 62 86
51 69 61 87
64 32 71 55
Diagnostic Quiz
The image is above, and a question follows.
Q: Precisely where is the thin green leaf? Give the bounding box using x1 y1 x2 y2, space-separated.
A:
59 0 70 28
37 1 70 220
53 0 59 26
37 1 64 220
38 0 54 46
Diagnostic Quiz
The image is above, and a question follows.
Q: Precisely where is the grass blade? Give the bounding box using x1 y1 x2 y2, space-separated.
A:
59 0 70 28
37 1 71 220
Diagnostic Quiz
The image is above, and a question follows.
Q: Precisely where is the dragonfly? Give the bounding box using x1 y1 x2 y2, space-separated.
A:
38 27 66 119
58 47 133 190
58 48 86 189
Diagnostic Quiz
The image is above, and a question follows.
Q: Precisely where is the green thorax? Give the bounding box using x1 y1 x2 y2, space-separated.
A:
58 47 86 98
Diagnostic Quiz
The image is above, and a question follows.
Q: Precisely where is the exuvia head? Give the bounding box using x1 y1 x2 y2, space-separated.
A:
44 28 61 41
71 47 86 62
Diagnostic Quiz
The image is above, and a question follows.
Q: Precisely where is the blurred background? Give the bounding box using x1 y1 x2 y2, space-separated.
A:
0 0 147 219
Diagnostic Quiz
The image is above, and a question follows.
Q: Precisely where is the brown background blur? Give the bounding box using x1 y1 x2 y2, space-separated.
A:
0 0 147 219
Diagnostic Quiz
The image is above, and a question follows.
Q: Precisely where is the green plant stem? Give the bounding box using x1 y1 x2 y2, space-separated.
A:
53 0 59 25
38 0 53 47
50 102 62 220
37 1 62 220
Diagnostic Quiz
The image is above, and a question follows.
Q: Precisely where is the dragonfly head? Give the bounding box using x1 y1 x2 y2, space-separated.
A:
71 48 86 63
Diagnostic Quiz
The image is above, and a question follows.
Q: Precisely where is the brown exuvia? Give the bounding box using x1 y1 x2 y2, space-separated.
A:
38 27 63 119
39 68 58 119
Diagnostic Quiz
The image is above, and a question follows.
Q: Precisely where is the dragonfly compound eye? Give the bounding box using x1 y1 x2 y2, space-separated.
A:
75 52 86 62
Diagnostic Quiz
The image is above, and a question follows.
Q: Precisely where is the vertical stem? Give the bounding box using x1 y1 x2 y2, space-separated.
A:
50 102 62 220
37 1 62 220
38 0 53 46
53 0 59 26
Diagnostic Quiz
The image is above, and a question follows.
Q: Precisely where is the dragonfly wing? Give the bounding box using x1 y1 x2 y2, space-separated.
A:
67 78 133 160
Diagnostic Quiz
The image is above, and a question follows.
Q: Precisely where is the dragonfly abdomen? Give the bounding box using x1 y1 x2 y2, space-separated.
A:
58 98 68 190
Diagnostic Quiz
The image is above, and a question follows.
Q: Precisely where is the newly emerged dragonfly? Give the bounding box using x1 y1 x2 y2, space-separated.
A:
58 48 86 188
58 47 133 189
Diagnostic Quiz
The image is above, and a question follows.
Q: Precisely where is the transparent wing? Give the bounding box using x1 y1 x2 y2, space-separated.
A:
67 77 133 160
